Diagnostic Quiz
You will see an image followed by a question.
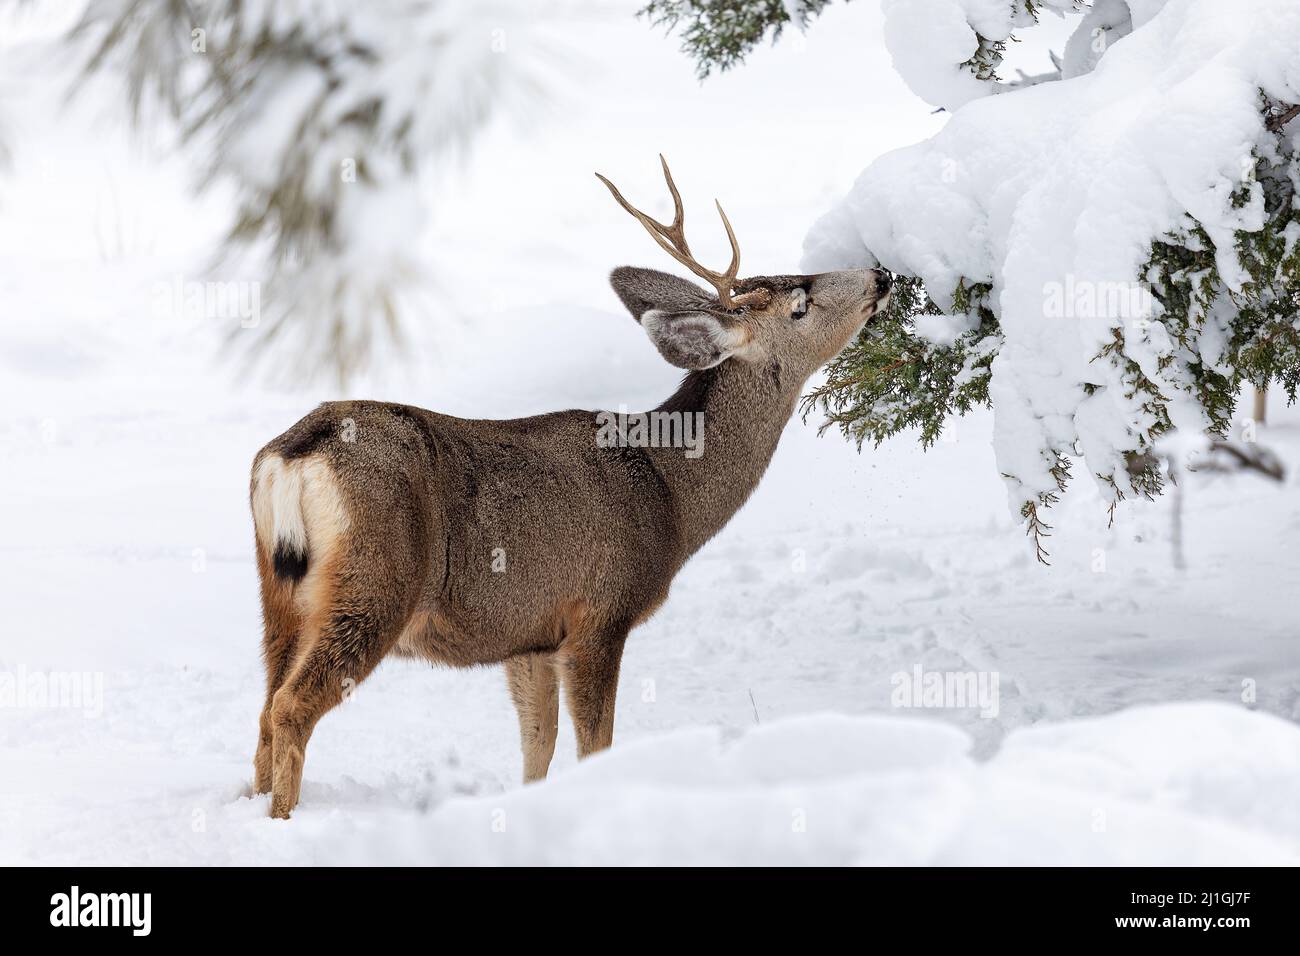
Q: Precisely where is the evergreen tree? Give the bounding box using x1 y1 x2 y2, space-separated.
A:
69 0 544 385
646 0 1300 560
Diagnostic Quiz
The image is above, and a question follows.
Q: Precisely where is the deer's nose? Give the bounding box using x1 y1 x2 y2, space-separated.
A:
872 269 892 295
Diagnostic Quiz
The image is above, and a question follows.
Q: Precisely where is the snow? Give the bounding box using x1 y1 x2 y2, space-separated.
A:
1 1 1298 866
310 705 1300 865
881 0 1013 110
806 0 1300 516
880 0 1079 109
5 694 1296 864
1061 0 1134 80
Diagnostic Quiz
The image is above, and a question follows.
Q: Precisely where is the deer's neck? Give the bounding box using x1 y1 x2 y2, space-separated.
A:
648 360 803 560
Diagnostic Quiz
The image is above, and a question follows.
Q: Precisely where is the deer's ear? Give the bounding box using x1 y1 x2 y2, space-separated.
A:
640 309 748 370
610 267 746 369
610 266 716 321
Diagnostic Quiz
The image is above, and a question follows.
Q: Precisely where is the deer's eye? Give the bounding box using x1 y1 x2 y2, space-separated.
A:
791 289 810 320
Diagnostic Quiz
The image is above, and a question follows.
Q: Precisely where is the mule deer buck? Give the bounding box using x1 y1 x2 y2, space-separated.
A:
250 157 891 817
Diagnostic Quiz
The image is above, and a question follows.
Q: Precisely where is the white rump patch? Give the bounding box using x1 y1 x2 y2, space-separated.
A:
252 454 307 556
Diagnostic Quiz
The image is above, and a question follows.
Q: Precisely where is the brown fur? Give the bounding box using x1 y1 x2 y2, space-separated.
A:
505 653 560 781
249 264 890 817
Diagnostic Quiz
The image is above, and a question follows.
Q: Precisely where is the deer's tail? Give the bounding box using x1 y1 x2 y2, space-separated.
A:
251 454 310 582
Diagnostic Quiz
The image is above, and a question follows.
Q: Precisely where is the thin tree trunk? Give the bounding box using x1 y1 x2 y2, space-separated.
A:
1253 385 1267 425
1170 473 1186 571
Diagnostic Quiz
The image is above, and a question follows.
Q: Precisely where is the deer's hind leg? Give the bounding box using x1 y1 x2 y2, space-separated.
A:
267 563 416 819
505 653 560 783
253 546 302 795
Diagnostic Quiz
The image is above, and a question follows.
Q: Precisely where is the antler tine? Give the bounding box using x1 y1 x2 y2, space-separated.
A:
713 198 741 286
595 172 706 284
596 156 750 310
657 154 689 253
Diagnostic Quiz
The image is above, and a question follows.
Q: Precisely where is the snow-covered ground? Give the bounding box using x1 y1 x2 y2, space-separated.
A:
1 2 1297 865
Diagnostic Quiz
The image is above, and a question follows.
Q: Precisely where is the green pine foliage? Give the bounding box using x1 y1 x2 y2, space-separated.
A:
639 0 840 78
639 0 1061 82
1111 102 1300 498
800 275 1000 450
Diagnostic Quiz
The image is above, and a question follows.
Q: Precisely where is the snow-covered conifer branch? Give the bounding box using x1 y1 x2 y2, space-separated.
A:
71 0 549 385
803 0 1300 555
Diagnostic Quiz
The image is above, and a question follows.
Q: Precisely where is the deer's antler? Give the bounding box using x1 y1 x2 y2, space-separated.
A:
596 155 767 311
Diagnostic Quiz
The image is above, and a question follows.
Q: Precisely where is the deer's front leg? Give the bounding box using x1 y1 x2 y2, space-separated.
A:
505 652 560 782
560 621 629 758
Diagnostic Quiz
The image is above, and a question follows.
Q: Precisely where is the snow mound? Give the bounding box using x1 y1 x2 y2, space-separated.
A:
881 0 1107 111
804 0 1300 513
326 703 1297 865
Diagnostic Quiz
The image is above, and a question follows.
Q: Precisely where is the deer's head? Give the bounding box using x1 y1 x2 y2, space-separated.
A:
599 156 891 376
